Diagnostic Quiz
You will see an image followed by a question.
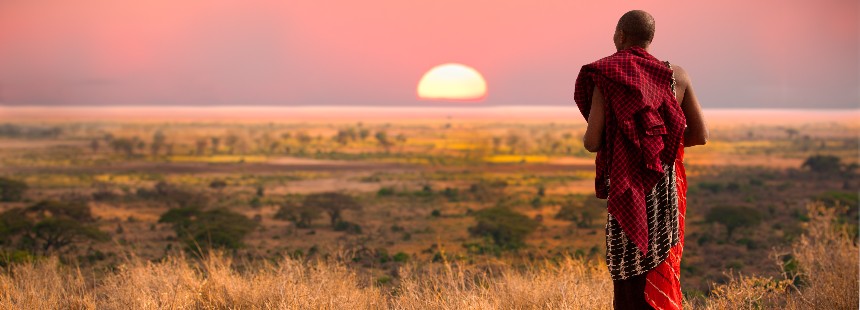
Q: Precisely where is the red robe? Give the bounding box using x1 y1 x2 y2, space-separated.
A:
643 144 687 310
574 46 687 309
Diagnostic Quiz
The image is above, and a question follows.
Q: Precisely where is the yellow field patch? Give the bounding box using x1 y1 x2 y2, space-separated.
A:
23 174 90 188
425 140 484 150
93 173 142 185
165 174 209 186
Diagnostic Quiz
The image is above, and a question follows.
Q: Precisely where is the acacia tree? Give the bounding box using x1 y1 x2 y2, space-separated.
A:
491 136 503 153
274 200 321 228
302 192 362 227
506 132 522 154
705 206 762 239
90 138 100 153
110 138 135 157
225 134 240 154
151 130 167 156
210 137 221 154
375 131 392 152
0 200 108 255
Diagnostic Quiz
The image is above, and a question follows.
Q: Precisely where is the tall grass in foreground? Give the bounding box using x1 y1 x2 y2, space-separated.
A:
0 202 856 309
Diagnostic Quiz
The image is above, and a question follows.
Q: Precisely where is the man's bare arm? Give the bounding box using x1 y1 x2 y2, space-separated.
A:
583 85 605 152
674 65 708 147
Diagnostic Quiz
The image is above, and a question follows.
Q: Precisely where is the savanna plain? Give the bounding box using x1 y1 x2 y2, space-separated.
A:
0 108 857 309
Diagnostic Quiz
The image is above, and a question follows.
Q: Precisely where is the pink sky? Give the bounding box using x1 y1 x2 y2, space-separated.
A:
0 0 857 108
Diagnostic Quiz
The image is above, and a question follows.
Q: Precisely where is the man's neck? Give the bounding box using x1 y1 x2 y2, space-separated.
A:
617 45 650 52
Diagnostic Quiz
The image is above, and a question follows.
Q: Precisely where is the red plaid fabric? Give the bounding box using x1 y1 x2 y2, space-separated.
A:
574 46 686 255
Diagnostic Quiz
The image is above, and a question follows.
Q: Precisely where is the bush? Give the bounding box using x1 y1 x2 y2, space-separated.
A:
249 196 262 209
530 197 542 209
555 201 579 222
91 189 119 201
815 191 859 234
392 252 409 262
705 206 762 239
698 182 725 194
159 206 258 253
0 177 28 202
814 191 856 206
377 187 395 196
555 195 605 228
442 187 459 202
332 220 362 234
468 207 539 250
468 180 507 202
137 182 209 208
209 179 228 190
726 182 742 192
801 155 842 174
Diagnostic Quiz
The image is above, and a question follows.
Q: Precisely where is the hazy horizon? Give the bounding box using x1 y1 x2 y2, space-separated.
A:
3 105 857 125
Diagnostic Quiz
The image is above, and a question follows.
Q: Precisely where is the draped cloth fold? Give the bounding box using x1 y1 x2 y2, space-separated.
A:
612 146 686 310
643 145 686 310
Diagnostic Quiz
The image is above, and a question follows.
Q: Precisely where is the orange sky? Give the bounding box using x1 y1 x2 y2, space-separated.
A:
0 0 857 108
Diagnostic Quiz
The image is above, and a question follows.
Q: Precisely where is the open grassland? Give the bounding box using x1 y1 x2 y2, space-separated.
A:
0 115 857 307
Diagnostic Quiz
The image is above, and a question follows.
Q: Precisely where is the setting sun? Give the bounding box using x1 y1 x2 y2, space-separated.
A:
417 63 487 101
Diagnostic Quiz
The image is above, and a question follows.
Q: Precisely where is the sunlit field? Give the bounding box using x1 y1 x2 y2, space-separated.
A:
0 107 857 308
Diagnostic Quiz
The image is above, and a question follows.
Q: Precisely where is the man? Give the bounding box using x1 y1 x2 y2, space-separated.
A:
574 10 708 310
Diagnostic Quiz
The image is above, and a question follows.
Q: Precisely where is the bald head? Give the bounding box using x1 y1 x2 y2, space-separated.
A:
615 10 655 48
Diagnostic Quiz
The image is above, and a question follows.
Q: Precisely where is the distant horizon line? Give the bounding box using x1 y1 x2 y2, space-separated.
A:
1 105 857 111
3 105 858 125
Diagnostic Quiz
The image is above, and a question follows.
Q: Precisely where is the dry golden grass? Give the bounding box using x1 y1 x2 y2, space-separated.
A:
702 202 859 310
1 202 856 310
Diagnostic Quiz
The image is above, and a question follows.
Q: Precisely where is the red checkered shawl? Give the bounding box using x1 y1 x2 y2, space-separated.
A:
574 46 685 255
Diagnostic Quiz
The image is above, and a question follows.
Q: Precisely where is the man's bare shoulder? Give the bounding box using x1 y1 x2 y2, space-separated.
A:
670 64 692 87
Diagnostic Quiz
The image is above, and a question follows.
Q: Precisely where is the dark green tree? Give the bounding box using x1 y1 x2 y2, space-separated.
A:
554 200 579 222
302 192 362 227
468 206 539 250
802 155 842 174
0 177 28 202
209 179 228 191
138 181 209 209
274 201 322 228
705 206 762 239
0 200 108 255
374 131 393 152
151 130 167 156
90 138 100 153
358 128 370 140
159 206 257 253
110 137 136 157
